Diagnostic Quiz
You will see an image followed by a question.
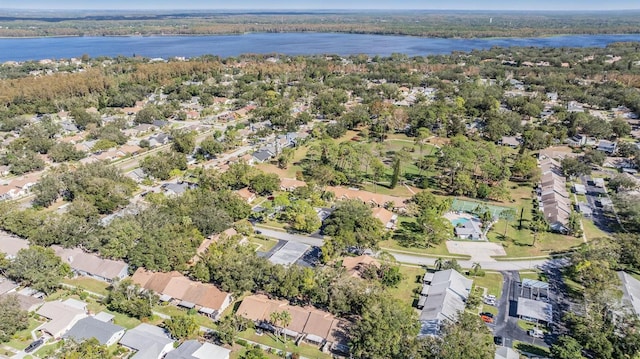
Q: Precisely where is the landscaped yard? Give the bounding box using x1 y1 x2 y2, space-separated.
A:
581 218 610 240
467 272 503 298
5 318 44 351
248 236 279 252
237 328 332 359
514 341 550 357
385 265 425 307
379 238 469 260
62 277 110 296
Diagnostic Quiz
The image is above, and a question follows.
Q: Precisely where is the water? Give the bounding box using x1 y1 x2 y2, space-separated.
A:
451 218 471 227
1 33 640 62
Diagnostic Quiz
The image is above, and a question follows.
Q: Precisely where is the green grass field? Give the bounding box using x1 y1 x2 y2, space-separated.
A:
385 265 425 307
237 328 331 359
467 272 503 298
5 318 44 351
62 277 110 296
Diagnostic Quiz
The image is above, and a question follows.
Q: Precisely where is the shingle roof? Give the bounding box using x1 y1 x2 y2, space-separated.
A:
119 323 174 359
63 317 125 345
52 246 128 281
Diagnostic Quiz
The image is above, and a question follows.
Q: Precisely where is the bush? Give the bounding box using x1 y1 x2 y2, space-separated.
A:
235 339 248 347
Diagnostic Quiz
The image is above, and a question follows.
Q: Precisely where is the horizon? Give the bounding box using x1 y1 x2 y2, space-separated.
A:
4 0 640 11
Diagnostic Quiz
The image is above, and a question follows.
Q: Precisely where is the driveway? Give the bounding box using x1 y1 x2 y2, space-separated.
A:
445 241 506 262
254 226 324 247
493 271 550 349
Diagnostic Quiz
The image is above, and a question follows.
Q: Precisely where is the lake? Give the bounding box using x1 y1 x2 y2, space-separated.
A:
1 33 640 62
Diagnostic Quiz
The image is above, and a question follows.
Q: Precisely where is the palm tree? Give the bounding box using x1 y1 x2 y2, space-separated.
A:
499 208 517 240
434 257 444 271
471 262 481 277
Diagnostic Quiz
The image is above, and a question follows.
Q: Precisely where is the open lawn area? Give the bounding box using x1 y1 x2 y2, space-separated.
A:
385 265 425 307
237 328 331 359
514 341 550 357
35 342 62 358
581 218 610 240
379 238 469 260
361 182 418 197
248 235 279 252
5 318 44 351
152 304 216 329
519 271 544 282
62 277 110 296
467 272 503 298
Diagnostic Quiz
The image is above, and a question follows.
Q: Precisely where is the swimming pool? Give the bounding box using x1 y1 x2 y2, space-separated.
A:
450 218 471 227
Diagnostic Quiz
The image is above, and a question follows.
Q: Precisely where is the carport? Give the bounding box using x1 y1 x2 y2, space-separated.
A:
516 297 552 325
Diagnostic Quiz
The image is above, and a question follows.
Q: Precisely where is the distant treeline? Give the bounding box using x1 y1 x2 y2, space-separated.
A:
1 11 640 38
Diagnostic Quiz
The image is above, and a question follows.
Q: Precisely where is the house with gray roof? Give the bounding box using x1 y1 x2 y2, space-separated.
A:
53 246 128 283
36 299 88 339
165 340 231 359
454 219 483 240
63 316 125 346
418 269 473 336
252 149 274 163
119 323 175 359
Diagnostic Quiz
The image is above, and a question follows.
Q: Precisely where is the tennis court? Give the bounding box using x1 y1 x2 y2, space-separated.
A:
451 198 511 218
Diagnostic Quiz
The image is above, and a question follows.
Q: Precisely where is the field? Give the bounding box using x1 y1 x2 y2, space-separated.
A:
62 277 110 296
236 328 331 359
467 272 504 298
385 265 425 307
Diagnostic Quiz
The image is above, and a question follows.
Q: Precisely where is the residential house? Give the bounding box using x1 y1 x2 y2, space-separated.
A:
517 297 553 325
118 144 143 156
63 316 126 346
119 323 175 359
127 168 147 183
37 299 88 338
0 279 18 296
454 219 483 240
327 186 408 211
252 149 274 163
131 268 232 319
597 140 617 155
162 182 191 197
341 255 380 278
1 293 43 312
418 269 473 336
236 294 349 352
572 184 587 195
280 178 307 192
567 101 585 113
0 233 29 259
371 207 398 230
148 133 170 148
165 340 231 359
538 157 571 233
236 187 256 204
53 246 129 282
499 136 521 148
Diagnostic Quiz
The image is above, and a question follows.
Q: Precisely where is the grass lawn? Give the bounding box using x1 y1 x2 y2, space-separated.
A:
152 304 216 329
385 265 424 307
379 239 469 259
581 218 610 240
237 328 331 359
467 272 503 298
5 318 44 350
35 341 62 358
519 271 543 282
62 277 110 296
248 236 279 252
482 305 498 316
361 182 417 197
513 341 550 357
256 162 301 179
108 310 142 330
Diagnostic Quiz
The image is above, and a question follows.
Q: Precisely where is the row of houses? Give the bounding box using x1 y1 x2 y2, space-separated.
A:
236 294 349 353
418 269 473 336
35 298 230 359
537 157 571 233
131 268 232 320
0 173 40 201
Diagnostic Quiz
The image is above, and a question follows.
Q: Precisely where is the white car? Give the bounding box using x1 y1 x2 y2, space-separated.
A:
528 329 544 338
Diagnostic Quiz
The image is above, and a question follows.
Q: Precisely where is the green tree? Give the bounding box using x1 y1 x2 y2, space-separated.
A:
349 296 419 359
48 142 86 163
284 200 321 233
0 295 29 343
435 312 495 359
165 314 199 340
58 338 109 359
105 279 156 319
322 200 386 256
239 347 268 359
171 130 196 154
390 157 401 189
249 173 280 196
550 335 585 359
6 246 71 294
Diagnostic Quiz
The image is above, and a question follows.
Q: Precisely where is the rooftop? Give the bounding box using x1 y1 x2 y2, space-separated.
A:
516 297 553 323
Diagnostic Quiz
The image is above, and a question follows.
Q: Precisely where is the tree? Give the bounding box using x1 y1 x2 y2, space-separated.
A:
216 315 251 345
105 279 155 319
611 118 632 138
415 127 432 154
349 296 419 359
0 295 29 343
322 200 385 257
171 129 196 154
32 174 64 207
499 208 517 240
165 314 199 340
198 137 225 158
48 142 85 163
283 200 321 233
5 246 70 294
550 335 585 359
141 151 187 180
239 347 268 359
435 312 495 359
249 173 280 196
561 157 591 178
270 310 292 342
58 338 109 359
415 209 453 247
390 157 401 189
277 148 294 169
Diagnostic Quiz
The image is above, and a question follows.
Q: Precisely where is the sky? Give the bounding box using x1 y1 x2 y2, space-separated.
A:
4 0 640 11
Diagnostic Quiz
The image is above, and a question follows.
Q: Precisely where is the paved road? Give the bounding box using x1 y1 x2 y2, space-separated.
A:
254 226 324 247
256 225 565 271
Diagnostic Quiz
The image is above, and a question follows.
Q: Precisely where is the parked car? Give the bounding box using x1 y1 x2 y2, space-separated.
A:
480 312 494 318
480 314 494 323
483 294 497 306
493 336 503 345
528 329 544 338
25 338 43 353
